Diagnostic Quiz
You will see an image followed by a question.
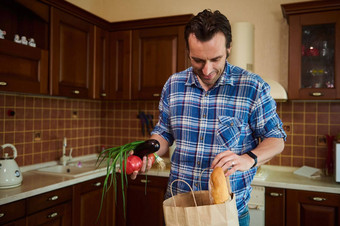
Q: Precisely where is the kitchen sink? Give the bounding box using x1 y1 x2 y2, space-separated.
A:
34 159 107 177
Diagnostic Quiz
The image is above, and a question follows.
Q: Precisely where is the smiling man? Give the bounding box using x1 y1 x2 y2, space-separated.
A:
135 9 286 226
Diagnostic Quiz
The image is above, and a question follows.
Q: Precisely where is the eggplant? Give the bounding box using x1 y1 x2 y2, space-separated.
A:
133 139 160 159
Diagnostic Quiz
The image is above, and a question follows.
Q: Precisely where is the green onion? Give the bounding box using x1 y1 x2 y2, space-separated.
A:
96 140 144 220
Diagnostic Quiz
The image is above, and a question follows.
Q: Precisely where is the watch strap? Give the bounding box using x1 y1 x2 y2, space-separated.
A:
246 151 257 168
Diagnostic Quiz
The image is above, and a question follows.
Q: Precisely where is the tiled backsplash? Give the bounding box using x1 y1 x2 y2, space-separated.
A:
1 93 339 170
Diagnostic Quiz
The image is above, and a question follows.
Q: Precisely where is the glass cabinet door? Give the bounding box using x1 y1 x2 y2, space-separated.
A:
282 1 340 100
301 24 335 90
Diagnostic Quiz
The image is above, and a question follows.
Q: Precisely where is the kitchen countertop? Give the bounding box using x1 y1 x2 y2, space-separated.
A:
1 155 340 206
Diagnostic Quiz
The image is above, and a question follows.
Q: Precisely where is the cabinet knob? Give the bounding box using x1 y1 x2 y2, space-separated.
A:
311 197 326 202
153 93 160 97
310 92 323 97
48 212 58 218
48 195 59 201
0 213 5 218
93 182 102 187
0 81 7 86
140 179 151 183
269 192 283 197
73 90 80 94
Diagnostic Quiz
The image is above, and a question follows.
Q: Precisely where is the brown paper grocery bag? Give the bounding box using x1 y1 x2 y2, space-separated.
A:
163 179 239 226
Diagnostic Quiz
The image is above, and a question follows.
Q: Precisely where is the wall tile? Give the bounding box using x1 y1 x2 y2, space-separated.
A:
1 93 340 170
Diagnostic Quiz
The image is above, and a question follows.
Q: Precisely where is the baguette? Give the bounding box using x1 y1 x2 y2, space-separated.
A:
210 167 230 204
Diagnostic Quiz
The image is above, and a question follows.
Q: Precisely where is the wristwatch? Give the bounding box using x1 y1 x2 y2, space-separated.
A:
246 151 257 168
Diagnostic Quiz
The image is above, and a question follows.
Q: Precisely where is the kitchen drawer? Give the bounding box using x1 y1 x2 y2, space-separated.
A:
27 201 72 226
0 199 25 225
26 186 72 215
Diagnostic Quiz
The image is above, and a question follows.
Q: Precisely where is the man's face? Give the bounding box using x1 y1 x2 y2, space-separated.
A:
188 32 229 91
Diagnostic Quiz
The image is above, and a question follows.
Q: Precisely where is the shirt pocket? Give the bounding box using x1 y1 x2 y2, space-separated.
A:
216 116 243 149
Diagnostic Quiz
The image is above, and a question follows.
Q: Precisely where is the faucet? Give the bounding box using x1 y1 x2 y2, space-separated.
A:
59 137 73 166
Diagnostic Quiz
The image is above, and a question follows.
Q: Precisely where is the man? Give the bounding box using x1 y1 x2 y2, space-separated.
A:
134 9 286 225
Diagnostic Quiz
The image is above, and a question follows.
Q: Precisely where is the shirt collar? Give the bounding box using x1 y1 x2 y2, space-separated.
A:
185 61 234 89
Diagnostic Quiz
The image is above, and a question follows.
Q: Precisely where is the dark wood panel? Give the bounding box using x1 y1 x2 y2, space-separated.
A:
109 30 132 100
50 7 94 99
286 189 340 226
0 39 48 94
0 200 26 225
131 25 186 100
265 187 285 226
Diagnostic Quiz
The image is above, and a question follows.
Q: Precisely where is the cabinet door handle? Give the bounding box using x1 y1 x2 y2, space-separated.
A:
311 197 326 202
48 212 58 218
310 92 323 97
140 179 151 183
48 195 59 201
73 90 80 94
0 82 7 86
0 213 5 218
101 93 106 97
153 93 160 97
93 182 102 187
270 192 283 197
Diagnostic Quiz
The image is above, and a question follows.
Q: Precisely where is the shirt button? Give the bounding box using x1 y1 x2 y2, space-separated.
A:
195 183 198 187
205 93 208 97
200 137 203 141
203 114 206 118
230 122 234 126
197 161 200 166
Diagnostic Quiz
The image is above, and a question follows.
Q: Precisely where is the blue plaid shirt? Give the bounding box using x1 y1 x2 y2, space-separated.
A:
152 61 286 215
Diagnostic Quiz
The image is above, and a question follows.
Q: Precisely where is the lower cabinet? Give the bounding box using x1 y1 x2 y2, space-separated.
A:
0 176 115 226
265 187 340 226
286 189 340 226
265 187 285 226
73 176 115 226
116 175 169 226
26 186 73 226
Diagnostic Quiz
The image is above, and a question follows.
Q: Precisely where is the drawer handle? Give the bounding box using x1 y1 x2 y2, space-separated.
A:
101 93 107 97
140 179 151 183
0 82 7 86
0 213 5 218
48 212 58 218
270 192 283 197
311 197 326 202
73 90 80 94
310 92 323 97
48 195 59 201
93 182 102 187
153 93 160 97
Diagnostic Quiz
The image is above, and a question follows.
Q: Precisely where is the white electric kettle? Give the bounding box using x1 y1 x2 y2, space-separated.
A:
0 144 23 189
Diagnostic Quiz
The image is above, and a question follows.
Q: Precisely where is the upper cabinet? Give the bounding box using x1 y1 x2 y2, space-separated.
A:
282 1 340 100
131 25 187 100
110 15 192 100
0 0 49 95
50 7 95 99
109 30 132 100
94 26 110 100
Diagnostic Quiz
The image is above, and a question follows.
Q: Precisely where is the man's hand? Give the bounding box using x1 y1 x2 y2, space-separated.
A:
210 150 255 176
130 155 154 180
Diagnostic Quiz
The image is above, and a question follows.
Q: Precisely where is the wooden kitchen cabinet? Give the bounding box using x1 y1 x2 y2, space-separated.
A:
72 176 115 226
131 26 187 100
265 187 285 226
108 30 132 100
26 186 72 226
115 174 168 226
94 26 110 100
50 7 94 99
0 199 26 225
281 1 340 100
110 14 192 100
286 189 340 226
0 0 49 95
